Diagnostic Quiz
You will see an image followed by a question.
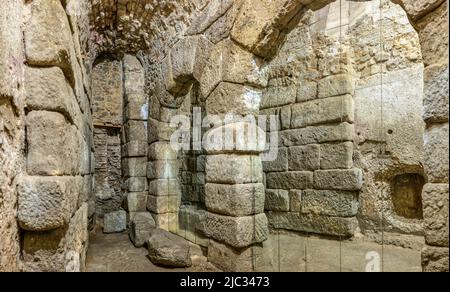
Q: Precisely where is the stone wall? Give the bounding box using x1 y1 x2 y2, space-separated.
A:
261 9 361 238
3 0 94 272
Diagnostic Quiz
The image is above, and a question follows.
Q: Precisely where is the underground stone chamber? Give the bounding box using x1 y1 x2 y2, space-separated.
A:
0 0 448 272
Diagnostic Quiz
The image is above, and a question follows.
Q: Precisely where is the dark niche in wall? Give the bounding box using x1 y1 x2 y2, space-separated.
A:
391 173 425 220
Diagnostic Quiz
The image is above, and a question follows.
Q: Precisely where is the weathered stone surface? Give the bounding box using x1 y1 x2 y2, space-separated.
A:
266 172 313 190
422 183 449 247
262 147 288 172
124 94 148 121
396 0 446 20
424 123 449 183
148 142 177 161
177 205 208 246
148 118 174 143
125 193 148 213
288 145 320 171
0 0 22 100
422 246 449 272
265 189 290 212
148 179 181 197
416 1 448 66
314 169 363 191
302 190 358 217
122 157 147 178
147 195 181 214
24 67 79 124
130 212 155 248
205 212 268 248
123 55 145 96
200 39 266 98
147 160 179 180
291 95 354 128
320 142 353 169
423 63 449 123
152 213 179 233
205 183 265 216
147 228 192 267
18 176 78 231
103 210 127 234
186 0 235 35
267 212 358 237
206 155 263 184
205 82 262 116
123 177 148 192
203 122 266 154
208 240 264 272
318 74 355 98
261 85 297 109
279 123 354 146
122 141 147 157
289 190 302 212
24 0 75 85
124 120 147 143
26 111 80 176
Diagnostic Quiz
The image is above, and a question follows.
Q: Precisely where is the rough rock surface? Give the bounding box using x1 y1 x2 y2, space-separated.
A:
147 228 192 268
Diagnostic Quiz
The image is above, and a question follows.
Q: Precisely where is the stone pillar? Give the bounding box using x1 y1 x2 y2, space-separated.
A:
413 0 449 272
17 0 91 272
197 38 269 272
122 55 149 224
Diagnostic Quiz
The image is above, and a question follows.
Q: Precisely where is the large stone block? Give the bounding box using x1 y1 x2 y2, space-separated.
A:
203 122 266 154
422 246 449 272
130 212 155 248
205 212 268 248
265 189 290 212
320 142 353 169
147 228 192 268
147 160 179 180
302 190 358 217
422 183 449 247
152 213 179 233
124 94 148 121
416 1 448 66
125 192 148 213
122 141 147 158
424 123 449 183
318 74 355 98
24 0 75 85
26 111 80 176
291 95 354 129
148 118 173 143
288 145 320 171
279 122 354 146
148 179 181 197
18 176 79 231
262 147 288 172
206 155 263 184
147 195 181 214
148 142 177 161
208 240 264 272
200 39 266 98
186 0 235 35
205 82 262 116
397 0 446 20
423 63 449 123
205 183 265 216
314 169 363 191
122 157 147 178
124 120 147 143
266 172 313 190
123 55 145 96
103 210 127 234
267 212 358 237
24 67 80 124
123 177 148 192
261 85 297 109
0 0 22 98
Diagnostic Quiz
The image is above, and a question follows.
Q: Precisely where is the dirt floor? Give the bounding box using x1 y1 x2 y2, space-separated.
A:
85 228 422 272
